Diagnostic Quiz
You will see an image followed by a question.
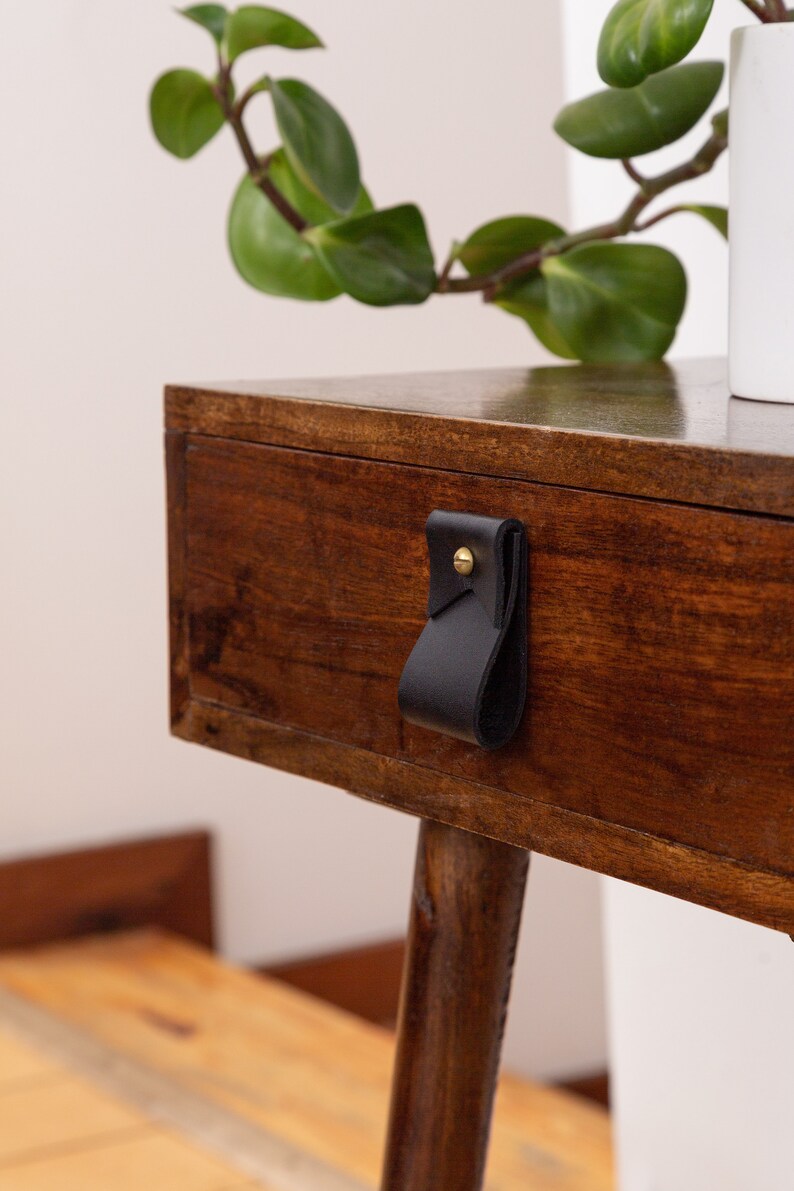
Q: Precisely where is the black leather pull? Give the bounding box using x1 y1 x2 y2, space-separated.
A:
398 510 527 750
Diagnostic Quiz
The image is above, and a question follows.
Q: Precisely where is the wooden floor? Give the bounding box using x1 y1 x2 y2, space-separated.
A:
0 930 613 1190
0 1028 255 1190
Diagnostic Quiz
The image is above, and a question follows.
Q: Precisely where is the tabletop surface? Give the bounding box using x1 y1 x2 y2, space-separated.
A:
171 357 794 452
166 358 794 517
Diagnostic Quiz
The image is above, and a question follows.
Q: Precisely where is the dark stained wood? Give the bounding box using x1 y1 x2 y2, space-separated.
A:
181 704 794 934
180 440 794 890
166 359 794 517
0 832 215 950
166 431 191 732
165 360 794 1191
265 938 406 1028
380 821 529 1191
558 1071 611 1109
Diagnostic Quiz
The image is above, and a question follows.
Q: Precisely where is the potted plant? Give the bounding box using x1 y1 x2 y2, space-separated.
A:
149 0 790 386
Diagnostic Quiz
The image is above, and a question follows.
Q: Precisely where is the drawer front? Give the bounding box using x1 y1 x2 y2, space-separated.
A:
171 434 794 925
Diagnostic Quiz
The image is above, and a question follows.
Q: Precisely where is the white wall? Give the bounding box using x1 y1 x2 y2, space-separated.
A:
1 1 606 1080
561 3 794 1185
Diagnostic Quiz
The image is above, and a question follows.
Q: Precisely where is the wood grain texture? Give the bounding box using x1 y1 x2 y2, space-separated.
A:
181 704 794 933
382 823 529 1191
0 1131 257 1191
0 1029 258 1191
0 831 215 950
165 359 794 517
175 438 794 928
163 361 794 1190
167 430 191 732
0 930 614 1191
0 1077 141 1164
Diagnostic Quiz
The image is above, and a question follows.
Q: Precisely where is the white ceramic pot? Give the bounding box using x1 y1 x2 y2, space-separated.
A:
729 23 794 404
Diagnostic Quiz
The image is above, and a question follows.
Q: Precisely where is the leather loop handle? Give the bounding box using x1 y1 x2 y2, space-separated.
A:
398 510 528 750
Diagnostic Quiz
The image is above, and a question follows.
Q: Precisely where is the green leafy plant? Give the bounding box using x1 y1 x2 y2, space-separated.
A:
149 1 790 363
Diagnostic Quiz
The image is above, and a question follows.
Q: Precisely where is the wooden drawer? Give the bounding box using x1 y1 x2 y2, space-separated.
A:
166 362 794 933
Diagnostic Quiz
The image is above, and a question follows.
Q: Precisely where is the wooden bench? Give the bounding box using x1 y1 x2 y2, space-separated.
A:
0 930 613 1190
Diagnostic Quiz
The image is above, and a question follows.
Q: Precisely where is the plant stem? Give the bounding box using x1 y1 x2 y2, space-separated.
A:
764 0 790 21
235 81 263 118
633 204 691 231
740 0 786 21
739 0 767 18
438 114 729 297
621 158 645 185
214 67 308 234
437 242 460 288
213 52 733 297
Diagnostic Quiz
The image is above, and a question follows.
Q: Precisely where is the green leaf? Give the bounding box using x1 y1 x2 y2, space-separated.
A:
458 216 565 276
554 60 723 159
178 5 228 44
228 149 372 300
149 69 225 159
598 0 714 88
226 6 322 60
539 243 687 362
305 205 436 306
272 145 372 225
495 273 578 360
678 203 728 238
270 78 360 214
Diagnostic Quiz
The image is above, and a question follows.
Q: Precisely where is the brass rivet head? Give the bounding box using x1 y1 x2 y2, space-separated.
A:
453 546 474 576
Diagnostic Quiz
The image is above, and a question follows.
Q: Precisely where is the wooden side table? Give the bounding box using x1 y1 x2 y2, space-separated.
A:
165 358 794 1191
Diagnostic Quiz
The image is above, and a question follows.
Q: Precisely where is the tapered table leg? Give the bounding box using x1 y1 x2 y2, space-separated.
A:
380 819 530 1191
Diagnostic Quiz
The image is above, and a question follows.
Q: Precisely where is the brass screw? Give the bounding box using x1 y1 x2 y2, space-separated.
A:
453 546 474 576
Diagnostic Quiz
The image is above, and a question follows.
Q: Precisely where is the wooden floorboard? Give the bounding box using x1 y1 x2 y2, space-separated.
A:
0 1027 263 1191
0 1130 261 1191
0 1076 142 1164
0 1030 54 1087
0 930 613 1191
